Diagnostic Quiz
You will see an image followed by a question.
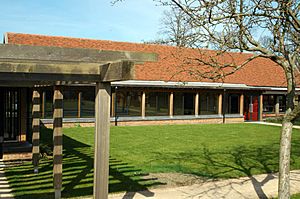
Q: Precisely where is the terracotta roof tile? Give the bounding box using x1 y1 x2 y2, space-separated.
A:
5 32 288 87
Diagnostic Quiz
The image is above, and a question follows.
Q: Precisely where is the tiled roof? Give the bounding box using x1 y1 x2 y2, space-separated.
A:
5 32 288 87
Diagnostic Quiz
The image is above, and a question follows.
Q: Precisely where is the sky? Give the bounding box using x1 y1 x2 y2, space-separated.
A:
0 0 166 43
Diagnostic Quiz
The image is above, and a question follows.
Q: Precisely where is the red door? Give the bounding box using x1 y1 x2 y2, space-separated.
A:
244 95 259 121
252 96 258 121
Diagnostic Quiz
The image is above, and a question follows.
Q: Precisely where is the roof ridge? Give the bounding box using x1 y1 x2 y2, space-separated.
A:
5 32 255 56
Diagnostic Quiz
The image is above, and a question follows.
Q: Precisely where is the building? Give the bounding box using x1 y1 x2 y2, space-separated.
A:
1 32 297 160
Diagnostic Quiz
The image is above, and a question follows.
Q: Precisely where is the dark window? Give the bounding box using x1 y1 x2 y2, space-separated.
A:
199 93 218 115
116 91 141 116
174 93 195 115
278 95 286 113
263 95 275 113
63 89 78 118
44 90 53 119
146 92 169 116
228 94 240 114
80 88 95 118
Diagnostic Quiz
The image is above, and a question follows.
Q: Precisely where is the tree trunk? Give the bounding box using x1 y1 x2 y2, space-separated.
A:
278 119 293 199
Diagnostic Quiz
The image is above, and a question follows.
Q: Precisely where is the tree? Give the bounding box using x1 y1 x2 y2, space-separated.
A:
113 0 300 198
157 1 300 198
158 7 199 47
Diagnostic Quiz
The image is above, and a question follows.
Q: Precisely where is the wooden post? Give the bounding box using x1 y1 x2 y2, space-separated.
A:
169 92 174 118
111 92 116 117
32 89 40 173
53 86 63 199
141 91 146 118
259 94 263 121
240 94 244 116
218 93 223 115
275 95 280 115
41 91 46 118
93 82 111 199
195 92 199 116
78 92 82 118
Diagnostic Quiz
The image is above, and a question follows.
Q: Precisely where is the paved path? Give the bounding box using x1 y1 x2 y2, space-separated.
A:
249 121 300 129
0 161 14 199
109 170 300 199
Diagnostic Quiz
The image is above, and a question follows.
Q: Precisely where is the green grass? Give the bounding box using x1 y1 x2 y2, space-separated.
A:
292 193 300 199
4 123 300 198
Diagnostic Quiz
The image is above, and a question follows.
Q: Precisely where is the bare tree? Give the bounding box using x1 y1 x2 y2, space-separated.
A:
113 0 300 198
157 0 300 198
158 7 200 47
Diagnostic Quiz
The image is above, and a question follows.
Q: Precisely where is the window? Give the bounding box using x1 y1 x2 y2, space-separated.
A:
263 95 275 113
145 92 169 116
227 94 240 114
174 93 195 115
278 95 286 113
116 90 141 116
80 88 95 118
199 93 218 115
63 88 78 118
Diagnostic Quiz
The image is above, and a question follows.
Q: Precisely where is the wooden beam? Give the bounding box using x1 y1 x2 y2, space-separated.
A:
141 91 146 118
100 61 134 82
0 44 158 63
195 92 199 116
169 92 174 118
0 61 101 75
32 89 40 173
94 82 111 199
0 61 135 82
53 86 63 199
240 94 244 116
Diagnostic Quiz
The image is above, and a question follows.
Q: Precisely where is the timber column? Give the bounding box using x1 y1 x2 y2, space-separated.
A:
93 82 111 199
141 91 146 118
32 89 40 173
218 93 223 115
195 92 199 116
53 86 63 199
240 94 244 116
275 95 280 115
169 92 174 118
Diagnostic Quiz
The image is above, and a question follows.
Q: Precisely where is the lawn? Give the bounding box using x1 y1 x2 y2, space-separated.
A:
4 123 300 198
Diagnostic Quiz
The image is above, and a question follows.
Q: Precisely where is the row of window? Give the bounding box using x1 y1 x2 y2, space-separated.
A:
37 87 242 118
263 95 286 113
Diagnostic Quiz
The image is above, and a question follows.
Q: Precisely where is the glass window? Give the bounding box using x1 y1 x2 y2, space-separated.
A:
146 92 169 116
174 93 184 115
199 93 218 115
174 93 195 115
115 90 141 116
81 88 95 118
227 94 240 114
278 95 286 113
263 95 275 113
63 89 78 118
44 90 53 119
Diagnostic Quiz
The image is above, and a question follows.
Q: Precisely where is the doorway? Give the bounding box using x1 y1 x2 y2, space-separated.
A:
0 88 21 141
244 95 259 121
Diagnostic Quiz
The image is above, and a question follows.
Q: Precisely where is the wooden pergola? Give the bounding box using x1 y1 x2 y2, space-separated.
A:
0 44 157 199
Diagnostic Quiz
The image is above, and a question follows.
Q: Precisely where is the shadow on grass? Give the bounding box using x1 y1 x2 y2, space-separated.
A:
5 126 163 199
151 139 300 199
